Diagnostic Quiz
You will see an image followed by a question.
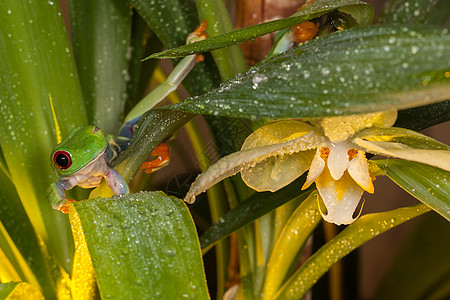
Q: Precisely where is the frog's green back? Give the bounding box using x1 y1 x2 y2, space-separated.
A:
51 126 107 177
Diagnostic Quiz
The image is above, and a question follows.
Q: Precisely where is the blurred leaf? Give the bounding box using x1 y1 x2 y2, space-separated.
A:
0 169 56 299
0 283 16 299
131 0 198 49
372 159 450 221
147 0 373 59
74 192 209 299
171 25 450 119
114 108 195 182
0 282 44 300
263 191 321 300
375 213 450 300
125 16 162 114
378 0 450 25
274 203 430 300
0 0 86 271
69 0 132 134
196 0 247 81
395 100 450 131
200 176 313 251
132 0 220 96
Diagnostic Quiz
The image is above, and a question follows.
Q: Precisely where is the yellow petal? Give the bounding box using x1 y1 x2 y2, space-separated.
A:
242 120 322 149
347 151 374 193
185 133 326 203
302 148 325 189
315 168 364 225
242 150 315 192
316 110 397 142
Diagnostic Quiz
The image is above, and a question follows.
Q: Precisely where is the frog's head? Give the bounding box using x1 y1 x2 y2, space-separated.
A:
50 126 108 178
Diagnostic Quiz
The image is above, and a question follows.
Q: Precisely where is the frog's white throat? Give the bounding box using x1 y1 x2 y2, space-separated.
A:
66 150 109 189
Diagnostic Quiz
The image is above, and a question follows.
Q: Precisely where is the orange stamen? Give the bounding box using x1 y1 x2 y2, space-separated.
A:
319 147 330 161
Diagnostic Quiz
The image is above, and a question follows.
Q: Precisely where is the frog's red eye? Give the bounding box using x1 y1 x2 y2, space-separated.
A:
53 151 72 169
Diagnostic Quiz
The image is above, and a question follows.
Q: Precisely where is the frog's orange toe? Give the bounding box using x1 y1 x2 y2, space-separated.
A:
58 199 76 214
292 21 319 43
140 142 171 174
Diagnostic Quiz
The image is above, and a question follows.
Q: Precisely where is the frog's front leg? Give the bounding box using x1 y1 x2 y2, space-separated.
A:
104 167 130 195
47 180 76 213
140 142 170 174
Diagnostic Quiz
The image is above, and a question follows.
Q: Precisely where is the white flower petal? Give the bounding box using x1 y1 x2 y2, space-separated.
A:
354 138 450 172
242 150 315 192
302 148 325 189
327 142 351 180
185 132 325 204
316 168 365 225
347 151 374 193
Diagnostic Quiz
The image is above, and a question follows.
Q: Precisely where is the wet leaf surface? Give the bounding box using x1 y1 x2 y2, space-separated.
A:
172 25 450 119
75 192 209 299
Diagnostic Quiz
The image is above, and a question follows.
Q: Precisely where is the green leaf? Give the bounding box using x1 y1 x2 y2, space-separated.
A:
196 0 247 81
0 0 86 271
125 16 162 114
378 0 450 25
263 191 321 300
0 283 16 299
115 108 195 183
0 282 44 299
200 177 313 251
372 159 450 221
132 0 220 96
147 0 373 59
0 169 56 299
171 25 450 119
375 213 450 300
69 0 132 134
274 203 430 300
74 191 209 299
395 100 450 131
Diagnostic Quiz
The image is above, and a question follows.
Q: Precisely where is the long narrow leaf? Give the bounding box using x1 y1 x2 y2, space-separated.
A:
0 0 87 271
274 203 430 299
147 0 373 59
172 25 450 119
200 177 313 251
378 0 450 25
263 192 321 300
372 159 450 221
0 170 56 299
395 100 450 131
69 0 132 134
114 108 195 183
0 282 44 300
132 0 220 96
74 192 209 299
375 213 450 300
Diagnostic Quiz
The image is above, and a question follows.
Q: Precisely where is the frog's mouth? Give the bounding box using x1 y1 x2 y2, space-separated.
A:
75 147 107 174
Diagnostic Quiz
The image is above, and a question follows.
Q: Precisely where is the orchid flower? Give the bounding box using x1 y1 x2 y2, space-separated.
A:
184 110 450 225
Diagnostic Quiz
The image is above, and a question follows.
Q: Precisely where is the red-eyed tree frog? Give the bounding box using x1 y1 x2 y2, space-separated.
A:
47 21 208 213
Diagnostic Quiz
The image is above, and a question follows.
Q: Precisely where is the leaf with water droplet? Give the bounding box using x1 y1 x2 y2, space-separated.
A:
145 0 374 59
74 191 209 299
372 159 450 221
171 25 450 119
274 202 430 299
